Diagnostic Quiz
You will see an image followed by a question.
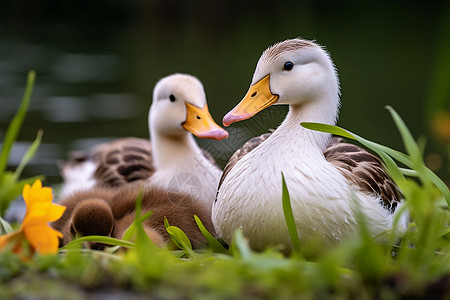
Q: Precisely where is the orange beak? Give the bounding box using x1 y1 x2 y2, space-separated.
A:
182 102 229 140
223 75 278 127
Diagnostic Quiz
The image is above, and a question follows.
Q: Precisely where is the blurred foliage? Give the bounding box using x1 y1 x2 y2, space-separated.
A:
0 71 43 218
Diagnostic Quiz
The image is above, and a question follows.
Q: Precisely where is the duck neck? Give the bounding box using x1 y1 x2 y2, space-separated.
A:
275 95 339 152
150 131 201 170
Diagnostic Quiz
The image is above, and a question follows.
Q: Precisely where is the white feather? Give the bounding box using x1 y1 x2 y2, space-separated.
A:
59 160 97 199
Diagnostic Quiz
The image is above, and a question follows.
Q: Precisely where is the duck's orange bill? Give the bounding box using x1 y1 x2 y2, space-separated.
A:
182 102 229 140
223 75 279 127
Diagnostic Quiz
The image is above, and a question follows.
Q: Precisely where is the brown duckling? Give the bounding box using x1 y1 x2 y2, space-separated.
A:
52 183 215 250
52 188 116 247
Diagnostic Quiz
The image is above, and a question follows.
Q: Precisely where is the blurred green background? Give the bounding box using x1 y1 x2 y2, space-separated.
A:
0 0 449 186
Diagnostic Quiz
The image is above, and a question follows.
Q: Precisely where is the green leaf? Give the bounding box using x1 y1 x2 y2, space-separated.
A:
0 174 44 216
0 216 14 234
131 187 159 250
281 172 304 259
301 122 450 207
0 173 22 215
15 175 45 187
166 225 195 257
357 135 449 206
301 122 356 140
164 217 197 257
194 215 228 253
376 150 406 190
302 121 417 176
385 106 423 167
301 122 410 166
0 71 36 180
231 229 252 259
61 236 135 250
13 130 43 181
121 211 153 241
423 169 450 206
163 216 179 247
399 168 419 177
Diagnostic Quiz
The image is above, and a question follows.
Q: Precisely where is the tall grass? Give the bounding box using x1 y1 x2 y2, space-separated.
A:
0 71 43 227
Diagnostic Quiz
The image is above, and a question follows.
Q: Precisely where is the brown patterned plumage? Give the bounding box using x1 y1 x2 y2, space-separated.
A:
52 182 215 249
324 139 401 213
92 138 155 187
61 137 219 190
218 134 400 213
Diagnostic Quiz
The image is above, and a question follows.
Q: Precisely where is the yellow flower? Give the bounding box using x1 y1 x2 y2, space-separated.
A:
431 111 450 144
0 180 66 257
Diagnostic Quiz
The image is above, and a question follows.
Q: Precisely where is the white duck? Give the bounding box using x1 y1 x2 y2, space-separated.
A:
60 74 228 213
212 38 407 252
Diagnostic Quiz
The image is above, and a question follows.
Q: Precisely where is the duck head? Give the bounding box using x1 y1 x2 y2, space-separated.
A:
150 74 229 140
223 38 340 126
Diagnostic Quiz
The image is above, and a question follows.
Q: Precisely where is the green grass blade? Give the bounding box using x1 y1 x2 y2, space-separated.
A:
0 174 44 216
302 122 411 165
127 186 160 256
194 215 228 253
231 229 252 260
302 122 412 166
15 175 45 187
0 71 36 179
166 225 195 256
281 172 304 259
423 169 450 207
301 122 356 140
352 132 449 207
13 130 43 181
0 216 14 234
385 106 423 167
369 139 449 205
399 168 419 177
121 211 153 241
61 236 135 250
164 217 184 251
377 151 405 184
358 139 411 166
166 225 192 249
302 122 450 207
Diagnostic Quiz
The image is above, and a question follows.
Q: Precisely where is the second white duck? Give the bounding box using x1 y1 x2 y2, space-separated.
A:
61 74 228 214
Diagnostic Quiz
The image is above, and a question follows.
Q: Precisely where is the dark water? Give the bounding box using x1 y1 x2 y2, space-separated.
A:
1 0 449 189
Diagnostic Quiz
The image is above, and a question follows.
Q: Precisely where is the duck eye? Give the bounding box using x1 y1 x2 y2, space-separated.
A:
169 94 176 102
283 61 294 71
